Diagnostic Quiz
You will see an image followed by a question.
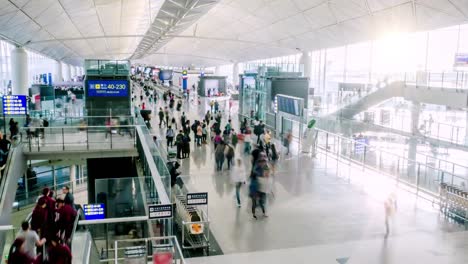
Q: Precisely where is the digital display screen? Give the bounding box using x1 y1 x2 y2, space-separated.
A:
88 80 128 97
83 204 105 220
159 70 173 81
277 96 300 116
454 54 468 67
3 95 27 115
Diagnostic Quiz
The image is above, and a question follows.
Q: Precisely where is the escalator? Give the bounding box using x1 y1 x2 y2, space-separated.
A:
332 81 468 119
0 143 27 255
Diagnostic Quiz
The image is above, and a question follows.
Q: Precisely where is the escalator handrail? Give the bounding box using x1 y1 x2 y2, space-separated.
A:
69 208 83 247
0 145 19 214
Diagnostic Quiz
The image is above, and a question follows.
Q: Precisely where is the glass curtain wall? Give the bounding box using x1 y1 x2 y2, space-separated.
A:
233 23 468 96
0 39 57 94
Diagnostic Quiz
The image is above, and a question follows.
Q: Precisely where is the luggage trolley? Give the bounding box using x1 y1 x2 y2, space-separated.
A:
172 183 210 254
439 183 468 227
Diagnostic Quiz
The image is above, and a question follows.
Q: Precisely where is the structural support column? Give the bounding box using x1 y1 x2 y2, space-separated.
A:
407 101 421 177
63 63 71 82
11 47 28 95
70 66 76 80
232 62 239 88
410 101 421 135
300 51 312 80
53 60 63 84
70 165 77 193
465 111 468 145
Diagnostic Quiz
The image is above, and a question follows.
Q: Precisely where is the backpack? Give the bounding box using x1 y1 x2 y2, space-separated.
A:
254 125 260 135
249 178 259 197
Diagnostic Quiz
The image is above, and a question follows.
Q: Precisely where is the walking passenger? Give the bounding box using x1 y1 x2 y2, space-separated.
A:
231 159 246 207
182 132 191 158
225 143 235 170
158 108 165 127
171 117 177 129
215 141 225 171
202 124 208 144
175 130 184 159
196 123 203 146
166 126 175 149
250 155 269 219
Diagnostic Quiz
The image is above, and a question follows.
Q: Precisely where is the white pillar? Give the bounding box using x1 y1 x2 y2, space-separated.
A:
215 66 221 76
53 60 63 84
11 47 28 95
465 111 468 145
63 63 71 82
70 165 76 192
233 62 239 88
300 51 312 79
70 66 76 80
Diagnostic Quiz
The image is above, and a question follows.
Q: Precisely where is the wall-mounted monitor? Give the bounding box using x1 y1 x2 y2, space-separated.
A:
83 204 105 220
88 79 129 97
159 70 173 80
276 95 301 116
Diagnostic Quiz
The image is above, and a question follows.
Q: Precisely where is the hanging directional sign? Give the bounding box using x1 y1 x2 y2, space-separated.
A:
187 192 208 205
148 204 173 219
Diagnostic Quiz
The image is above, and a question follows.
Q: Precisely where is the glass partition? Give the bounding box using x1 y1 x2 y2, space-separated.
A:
314 128 468 201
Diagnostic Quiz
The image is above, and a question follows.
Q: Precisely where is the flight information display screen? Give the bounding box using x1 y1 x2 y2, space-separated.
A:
277 96 300 116
83 204 105 220
88 80 129 97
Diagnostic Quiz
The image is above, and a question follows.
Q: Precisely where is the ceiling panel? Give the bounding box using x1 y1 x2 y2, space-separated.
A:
0 0 464 68
303 2 337 29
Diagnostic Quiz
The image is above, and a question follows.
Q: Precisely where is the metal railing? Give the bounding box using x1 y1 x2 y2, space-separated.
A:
313 128 468 204
20 125 136 152
114 236 185 264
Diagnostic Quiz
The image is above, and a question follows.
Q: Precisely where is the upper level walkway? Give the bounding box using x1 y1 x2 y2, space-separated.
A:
20 125 138 160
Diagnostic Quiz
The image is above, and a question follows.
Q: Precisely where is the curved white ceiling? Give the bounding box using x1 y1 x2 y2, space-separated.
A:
0 0 466 67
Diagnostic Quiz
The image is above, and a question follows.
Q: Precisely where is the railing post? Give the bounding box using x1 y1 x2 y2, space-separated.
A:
416 163 420 196
86 127 89 150
110 128 113 149
441 71 445 88
62 128 65 150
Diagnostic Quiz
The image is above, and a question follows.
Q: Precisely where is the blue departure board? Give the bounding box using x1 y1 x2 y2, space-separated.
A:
277 96 300 116
83 204 105 220
2 95 27 115
88 80 128 97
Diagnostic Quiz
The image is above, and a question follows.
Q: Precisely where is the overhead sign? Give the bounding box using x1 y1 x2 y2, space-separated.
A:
148 204 173 219
454 53 468 67
87 79 129 97
2 95 27 115
354 138 368 155
187 192 208 205
83 204 105 220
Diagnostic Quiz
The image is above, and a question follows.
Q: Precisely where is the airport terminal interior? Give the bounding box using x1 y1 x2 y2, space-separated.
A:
1 0 468 263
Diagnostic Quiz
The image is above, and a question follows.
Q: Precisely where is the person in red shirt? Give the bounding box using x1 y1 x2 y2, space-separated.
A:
31 197 48 238
56 199 77 243
7 238 41 264
48 237 72 264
